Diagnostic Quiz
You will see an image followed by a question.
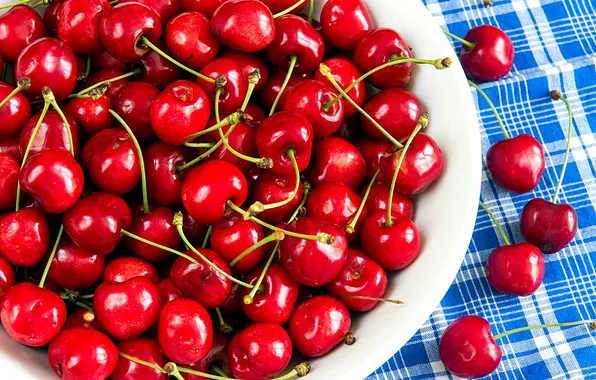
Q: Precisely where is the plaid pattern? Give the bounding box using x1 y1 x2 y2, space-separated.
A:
367 1 596 379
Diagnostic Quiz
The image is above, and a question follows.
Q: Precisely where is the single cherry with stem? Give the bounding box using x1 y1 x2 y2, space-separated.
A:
197 58 248 115
261 70 312 111
18 109 79 158
64 86 114 137
0 5 46 64
249 171 304 224
314 57 365 119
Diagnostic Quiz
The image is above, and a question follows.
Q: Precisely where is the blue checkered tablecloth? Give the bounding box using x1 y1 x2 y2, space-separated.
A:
367 1 596 379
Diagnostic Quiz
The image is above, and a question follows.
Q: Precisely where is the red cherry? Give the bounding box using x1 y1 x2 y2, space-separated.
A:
48 328 119 380
0 255 15 302
124 205 181 262
0 5 47 64
19 110 80 158
180 0 222 16
121 0 181 23
63 308 104 331
486 134 545 194
356 139 392 182
486 243 545 296
0 208 49 267
103 256 160 283
157 278 183 305
260 70 311 110
210 215 265 274
353 28 414 89
210 0 275 53
114 82 160 143
85 68 134 99
262 0 306 12
144 142 191 207
361 211 420 270
100 2 163 62
181 160 248 225
460 25 514 82
46 235 105 289
363 181 413 220
228 323 292 379
183 333 230 379
43 0 64 37
138 40 183 89
57 0 110 54
165 12 220 70
520 198 577 253
0 154 19 210
308 136 366 191
439 316 502 378
112 337 167 380
90 49 129 72
65 93 113 137
182 210 209 247
320 0 374 51
219 50 270 91
279 217 348 287
20 149 84 214
158 298 213 364
314 57 365 118
0 136 22 162
218 283 242 315
288 295 351 357
94 276 162 340
0 282 66 347
250 170 303 224
0 82 32 137
197 58 248 115
151 79 210 145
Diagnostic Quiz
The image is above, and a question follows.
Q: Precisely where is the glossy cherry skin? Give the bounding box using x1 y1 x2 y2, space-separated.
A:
266 15 324 74
138 40 183 89
103 256 160 283
354 28 414 89
361 211 421 270
220 50 270 91
379 133 444 196
20 149 84 214
85 68 134 99
124 205 181 262
46 235 105 289
182 210 209 247
308 137 366 191
57 0 110 54
256 111 313 176
151 79 210 145
0 255 15 302
250 170 303 224
182 160 248 225
0 208 49 267
91 49 129 71
65 94 113 137
486 243 545 296
170 248 233 308
15 37 77 101
363 181 414 220
320 0 374 51
288 295 351 357
112 337 167 380
114 81 160 142
63 308 104 331
260 70 311 110
314 57 365 118
145 142 191 207
121 0 181 23
19 110 80 158
43 0 63 36
0 5 47 64
157 278 183 305
63 192 132 255
0 136 22 162
210 0 275 53
210 215 265 274
0 283 66 347
356 139 392 182
48 328 119 380
94 276 162 340
486 134 545 194
165 12 220 70
197 58 248 115
183 333 230 379
0 154 19 210
82 129 141 195
520 198 578 253
100 2 163 62
0 82 32 138
158 298 213 364
439 316 502 378
279 217 348 287
460 25 514 82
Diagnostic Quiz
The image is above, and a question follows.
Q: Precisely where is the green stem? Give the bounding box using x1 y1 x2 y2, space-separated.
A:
211 367 229 378
244 241 279 304
468 80 510 139
121 229 186 256
230 231 283 268
307 0 314 24
50 100 75 156
251 149 299 214
338 295 403 305
242 70 260 111
178 362 311 380
202 225 212 248
214 307 233 334
270 56 298 115
478 201 511 245
0 0 29 10
273 0 306 17
493 320 596 340
346 169 380 234
443 30 476 49
214 87 222 123
0 79 28 109
217 123 269 166
177 123 239 172
71 69 140 98
73 301 94 313
184 111 244 147
39 225 64 289
30 0 44 7
119 352 167 374
288 182 311 222
550 91 573 204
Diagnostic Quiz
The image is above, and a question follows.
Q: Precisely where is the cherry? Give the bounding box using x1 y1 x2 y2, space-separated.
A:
48 328 119 380
157 278 183 304
114 82 161 142
180 0 222 16
353 28 414 89
104 256 160 283
165 12 220 70
250 170 303 224
0 208 49 267
182 210 209 247
0 136 22 162
220 50 270 91
158 298 214 364
183 333 230 379
57 0 110 54
63 308 104 331
260 70 311 111
182 159 248 225
314 57 365 119
46 235 105 289
121 0 181 23
144 142 190 206
262 0 306 12
210 0 275 53
363 181 413 220
65 93 113 137
0 282 66 347
94 276 162 340
138 40 183 89
288 295 351 357
43 0 64 37
0 82 31 137
0 5 47 64
218 283 242 315
19 110 80 158
85 68 136 99
355 140 392 182
0 254 15 302
151 79 211 145
210 215 265 274
91 49 129 72
0 154 19 210
487 243 545 296
308 137 366 191
197 58 248 115
320 0 374 51
521 198 577 254
113 337 167 380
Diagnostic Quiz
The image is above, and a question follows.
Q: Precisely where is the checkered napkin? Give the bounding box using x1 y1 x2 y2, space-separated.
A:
367 0 596 379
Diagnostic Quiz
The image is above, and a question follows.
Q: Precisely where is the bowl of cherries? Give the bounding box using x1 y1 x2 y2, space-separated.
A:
0 0 481 378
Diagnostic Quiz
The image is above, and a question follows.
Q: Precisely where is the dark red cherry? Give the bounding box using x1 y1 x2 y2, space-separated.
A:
197 58 248 115
333 116 365 144
182 160 248 225
362 88 424 140
0 208 49 267
220 50 270 91
94 276 162 340
157 278 183 304
182 210 209 247
165 12 220 70
520 198 577 253
180 0 222 16
0 154 19 210
65 94 113 137
100 2 163 62
48 328 119 380
43 0 64 37
158 298 213 364
288 295 351 357
262 0 307 12
63 307 104 331
363 181 413 220
308 136 366 191
210 215 265 274
57 0 110 54
103 256 160 283
0 255 15 302
0 136 22 162
356 139 392 182
114 81 160 143
121 0 181 23
439 316 502 378
353 28 414 89
0 82 32 138
314 57 365 118
460 25 514 82
86 68 134 99
210 0 275 53
0 5 47 64
124 205 181 262
46 235 105 290
91 49 129 71
260 70 311 110
19 110 80 158
320 0 374 51
144 142 191 207
183 333 230 379
138 39 183 89
486 134 544 194
0 282 66 347
250 170 303 224
486 243 545 296
113 337 167 380
228 323 292 379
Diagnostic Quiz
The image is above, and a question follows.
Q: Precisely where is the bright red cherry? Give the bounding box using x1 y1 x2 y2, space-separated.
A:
0 255 15 302
210 215 265 274
165 12 220 70
250 170 303 224
103 256 160 283
63 307 104 331
121 0 181 23
57 0 110 54
308 137 366 191
46 235 105 290
460 25 514 82
114 82 160 143
260 70 311 110
124 205 181 262
0 5 47 64
65 93 113 137
85 68 134 98
356 139 392 182
0 136 22 162
90 49 129 71
261 0 305 12
486 243 545 296
138 40 183 89
363 181 414 220
19 109 80 158
43 0 64 36
0 154 19 210
320 0 374 51
520 198 577 254
144 142 191 207
157 278 183 305
197 58 248 115
0 208 49 267
112 337 167 380
0 82 32 137
314 57 365 118
220 50 270 91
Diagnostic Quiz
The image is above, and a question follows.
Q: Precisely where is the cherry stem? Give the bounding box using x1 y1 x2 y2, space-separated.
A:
49 100 75 157
39 224 64 289
273 0 306 17
344 332 356 345
346 169 380 235
176 122 239 172
0 0 29 9
468 80 510 139
214 86 222 123
211 367 229 378
218 122 272 168
319 63 405 149
177 362 311 380
230 230 284 268
338 295 404 305
307 0 314 24
493 319 596 340
242 69 260 111
550 90 574 204
202 225 212 248
385 113 429 226
109 0 118 4
140 37 215 84
119 352 167 374
214 307 233 334
443 30 476 50
323 57 451 111
478 200 511 245
270 55 298 115
78 293 95 299
184 110 248 147
110 109 149 214
484 0 493 7
73 301 94 313
0 78 30 108
71 68 141 99
30 0 45 7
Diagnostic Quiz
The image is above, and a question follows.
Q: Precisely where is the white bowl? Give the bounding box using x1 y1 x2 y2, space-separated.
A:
0 0 480 378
